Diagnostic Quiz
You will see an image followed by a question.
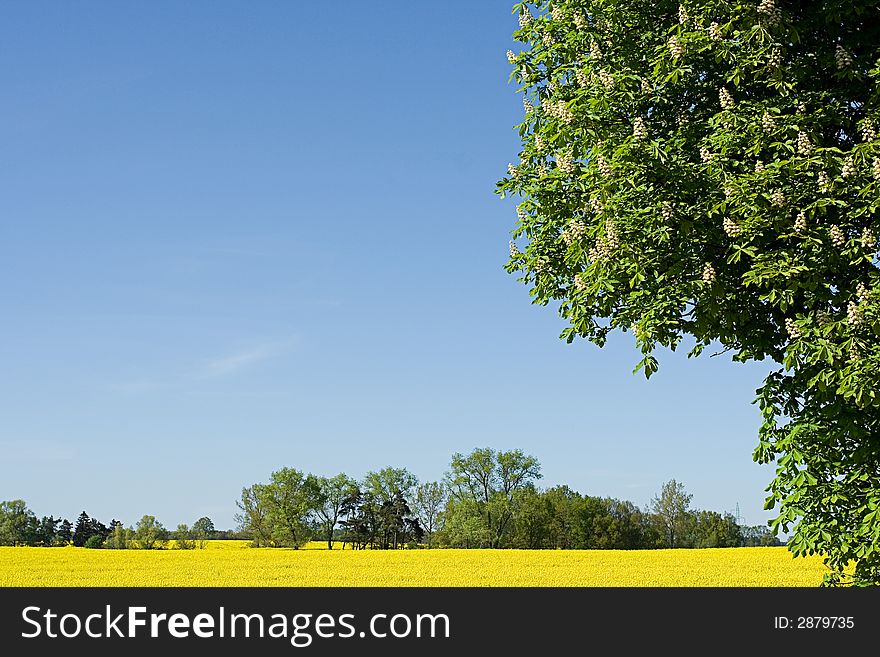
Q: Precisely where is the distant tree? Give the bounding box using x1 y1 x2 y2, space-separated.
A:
173 524 196 550
104 522 131 549
413 481 447 548
72 511 92 547
436 498 489 548
688 510 744 548
56 519 73 545
84 534 104 549
134 515 167 550
235 484 273 547
34 516 60 547
446 448 542 548
192 517 215 549
651 480 694 548
305 473 358 550
0 500 34 546
264 468 313 549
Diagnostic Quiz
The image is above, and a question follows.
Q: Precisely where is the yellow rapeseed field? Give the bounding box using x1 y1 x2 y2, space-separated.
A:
0 542 828 586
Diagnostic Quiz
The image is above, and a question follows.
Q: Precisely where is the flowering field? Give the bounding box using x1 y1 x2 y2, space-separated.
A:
0 543 827 586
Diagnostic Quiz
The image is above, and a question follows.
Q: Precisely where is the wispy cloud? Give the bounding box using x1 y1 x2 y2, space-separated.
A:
203 338 299 378
205 345 276 376
108 337 300 393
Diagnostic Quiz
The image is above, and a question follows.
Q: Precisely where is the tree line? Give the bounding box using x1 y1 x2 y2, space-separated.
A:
235 448 780 550
0 503 232 549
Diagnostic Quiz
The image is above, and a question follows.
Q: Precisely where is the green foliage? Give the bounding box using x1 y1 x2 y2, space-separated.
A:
499 0 880 584
134 515 168 550
83 534 104 549
445 447 543 548
173 523 196 550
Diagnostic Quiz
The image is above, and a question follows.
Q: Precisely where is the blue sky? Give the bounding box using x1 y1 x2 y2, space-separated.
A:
1 1 777 530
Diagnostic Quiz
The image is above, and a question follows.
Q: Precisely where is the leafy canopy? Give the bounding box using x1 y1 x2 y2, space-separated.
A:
497 0 880 585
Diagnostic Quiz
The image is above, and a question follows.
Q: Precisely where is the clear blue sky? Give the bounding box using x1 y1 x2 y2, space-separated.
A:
1 1 777 530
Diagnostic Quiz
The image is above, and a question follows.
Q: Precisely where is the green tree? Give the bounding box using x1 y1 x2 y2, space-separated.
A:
104 522 131 549
264 468 313 549
192 517 215 549
0 500 34 546
134 515 167 550
173 523 196 549
651 480 693 548
235 484 273 547
305 473 358 550
413 481 448 548
498 1 880 584
445 447 542 548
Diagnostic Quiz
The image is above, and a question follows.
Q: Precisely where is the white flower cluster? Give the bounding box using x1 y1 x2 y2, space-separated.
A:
679 5 689 24
576 68 589 88
661 202 674 222
523 97 533 113
589 197 604 214
633 117 648 141
797 131 812 155
677 111 689 127
518 9 534 28
598 69 614 89
700 146 713 163
507 50 517 64
842 155 855 178
533 256 550 274
702 263 717 284
754 160 765 174
771 190 785 207
542 31 556 47
847 300 863 325
873 158 880 181
719 87 734 110
556 150 576 175
861 119 876 142
817 310 832 327
861 227 876 249
768 48 783 69
544 99 575 124
723 216 741 237
708 22 723 41
794 212 807 234
561 218 588 245
589 220 620 261
641 78 652 94
850 342 861 361
669 36 683 59
835 45 852 69
757 0 782 24
597 155 612 177
856 282 869 301
818 171 831 193
509 241 522 258
573 273 589 292
784 317 801 339
573 13 587 30
590 41 603 60
508 163 520 178
551 6 564 22
761 113 776 133
723 183 735 199
534 134 546 152
830 224 846 248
